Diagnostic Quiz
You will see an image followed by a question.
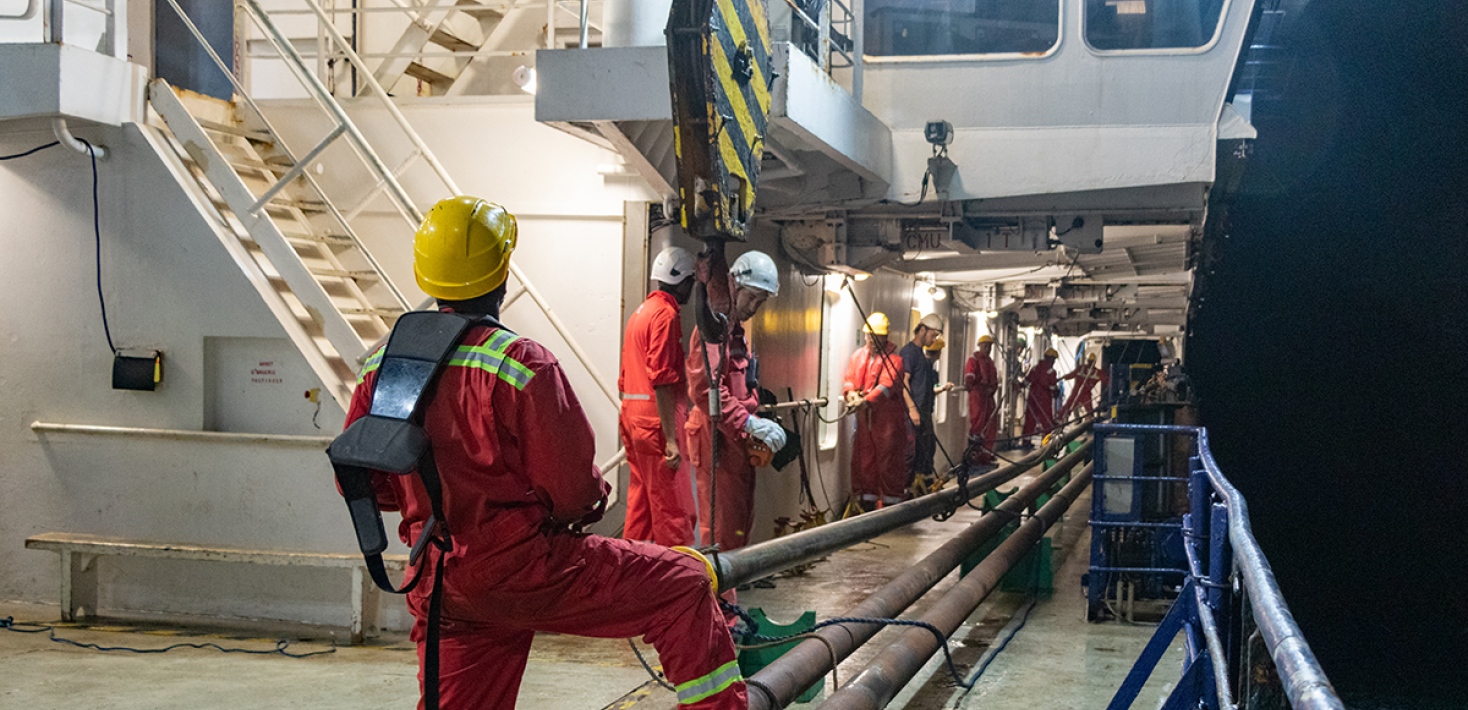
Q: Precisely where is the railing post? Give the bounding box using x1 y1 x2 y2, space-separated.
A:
45 0 62 43
851 0 863 99
1086 427 1109 618
578 0 589 47
817 0 832 74
1208 500 1234 688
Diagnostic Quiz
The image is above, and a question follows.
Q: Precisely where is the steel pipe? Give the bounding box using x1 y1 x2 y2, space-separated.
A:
818 466 1094 710
746 447 1092 710
715 421 1091 592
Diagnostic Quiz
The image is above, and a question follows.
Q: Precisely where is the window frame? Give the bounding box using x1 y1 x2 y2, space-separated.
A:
862 0 1066 65
1080 0 1235 56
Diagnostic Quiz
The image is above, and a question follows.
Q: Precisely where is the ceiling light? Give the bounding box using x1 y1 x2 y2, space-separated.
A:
512 66 537 95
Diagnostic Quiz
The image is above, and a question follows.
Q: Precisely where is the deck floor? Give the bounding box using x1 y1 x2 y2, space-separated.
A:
0 473 1183 709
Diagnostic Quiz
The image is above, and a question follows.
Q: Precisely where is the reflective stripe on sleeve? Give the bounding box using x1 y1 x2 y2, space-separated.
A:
675 660 743 705
357 347 386 383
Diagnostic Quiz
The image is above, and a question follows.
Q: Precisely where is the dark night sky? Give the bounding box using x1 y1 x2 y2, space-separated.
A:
1188 1 1468 705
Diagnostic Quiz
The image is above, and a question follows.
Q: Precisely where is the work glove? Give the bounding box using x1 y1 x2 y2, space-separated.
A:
744 415 788 452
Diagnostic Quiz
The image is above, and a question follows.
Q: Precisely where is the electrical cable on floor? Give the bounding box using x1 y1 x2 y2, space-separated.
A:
950 599 1036 706
627 638 677 692
0 617 335 658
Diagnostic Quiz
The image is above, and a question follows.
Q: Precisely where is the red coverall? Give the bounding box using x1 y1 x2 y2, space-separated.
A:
1023 359 1059 437
685 323 759 553
618 290 696 547
1059 363 1103 421
843 341 912 503
964 351 999 464
347 323 745 710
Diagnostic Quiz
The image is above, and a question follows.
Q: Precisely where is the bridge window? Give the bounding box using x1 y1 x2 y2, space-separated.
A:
864 0 1061 58
1085 0 1226 51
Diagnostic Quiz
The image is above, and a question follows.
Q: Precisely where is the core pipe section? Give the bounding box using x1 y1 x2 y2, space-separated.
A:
746 443 1093 710
715 421 1091 591
819 465 1095 710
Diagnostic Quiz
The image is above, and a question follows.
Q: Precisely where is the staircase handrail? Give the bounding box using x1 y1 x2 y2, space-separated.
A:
159 0 412 313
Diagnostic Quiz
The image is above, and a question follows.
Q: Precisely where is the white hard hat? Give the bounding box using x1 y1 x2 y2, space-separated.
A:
919 313 944 331
730 250 779 296
650 246 695 285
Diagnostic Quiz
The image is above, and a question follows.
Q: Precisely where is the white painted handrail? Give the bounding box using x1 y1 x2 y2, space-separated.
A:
31 421 335 447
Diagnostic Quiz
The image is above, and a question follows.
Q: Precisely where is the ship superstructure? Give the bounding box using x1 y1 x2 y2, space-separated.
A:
0 0 1338 707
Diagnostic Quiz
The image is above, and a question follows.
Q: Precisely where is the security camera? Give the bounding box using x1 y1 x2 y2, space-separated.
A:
924 120 954 147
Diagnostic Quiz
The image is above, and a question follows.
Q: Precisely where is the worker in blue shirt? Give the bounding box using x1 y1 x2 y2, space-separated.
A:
899 314 946 494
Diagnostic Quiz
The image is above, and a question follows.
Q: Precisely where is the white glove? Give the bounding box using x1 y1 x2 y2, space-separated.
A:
744 415 788 452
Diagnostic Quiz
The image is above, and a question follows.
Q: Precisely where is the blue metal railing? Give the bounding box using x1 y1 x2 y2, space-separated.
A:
1091 423 1343 710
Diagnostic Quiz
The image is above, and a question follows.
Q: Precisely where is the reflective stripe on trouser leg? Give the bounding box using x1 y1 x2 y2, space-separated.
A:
676 659 743 705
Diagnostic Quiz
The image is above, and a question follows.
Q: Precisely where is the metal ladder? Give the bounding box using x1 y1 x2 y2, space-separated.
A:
150 0 626 476
149 81 406 409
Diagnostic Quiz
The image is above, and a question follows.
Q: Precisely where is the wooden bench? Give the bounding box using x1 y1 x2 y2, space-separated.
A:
25 532 407 644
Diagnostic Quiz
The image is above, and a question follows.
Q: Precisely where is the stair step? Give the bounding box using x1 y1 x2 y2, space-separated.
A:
455 0 504 20
340 306 407 317
196 118 272 143
283 231 355 246
311 268 382 281
428 28 477 53
264 198 329 213
227 155 294 174
403 61 457 87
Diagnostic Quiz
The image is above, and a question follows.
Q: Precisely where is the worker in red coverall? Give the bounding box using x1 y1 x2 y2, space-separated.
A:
619 246 698 547
686 250 786 555
1059 352 1104 421
963 334 1000 465
843 312 912 512
1023 347 1061 446
346 197 745 710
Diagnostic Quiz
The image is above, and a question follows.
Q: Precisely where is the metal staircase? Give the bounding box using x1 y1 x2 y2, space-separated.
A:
149 81 407 409
370 0 511 96
148 0 624 431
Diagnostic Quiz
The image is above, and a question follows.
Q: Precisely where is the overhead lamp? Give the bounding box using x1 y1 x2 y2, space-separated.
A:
931 285 947 301
852 272 870 282
512 65 537 94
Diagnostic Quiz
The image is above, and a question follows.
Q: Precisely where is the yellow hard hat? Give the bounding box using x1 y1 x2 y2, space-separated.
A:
978 334 995 345
925 336 946 352
863 312 890 336
413 196 518 301
1044 348 1058 358
1086 352 1097 362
